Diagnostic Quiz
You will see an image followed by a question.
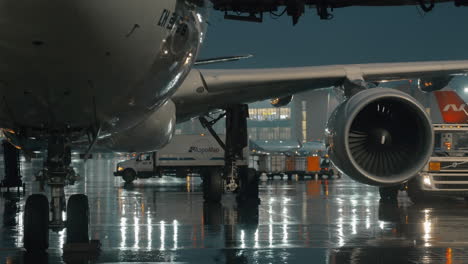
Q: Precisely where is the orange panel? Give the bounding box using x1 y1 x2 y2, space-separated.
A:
286 156 296 171
307 156 320 172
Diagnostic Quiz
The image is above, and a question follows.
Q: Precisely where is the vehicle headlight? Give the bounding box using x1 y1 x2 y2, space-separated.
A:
423 176 432 187
117 166 124 172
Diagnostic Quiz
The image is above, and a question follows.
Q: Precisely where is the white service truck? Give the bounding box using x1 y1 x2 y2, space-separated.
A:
114 134 228 183
406 124 468 201
380 124 468 201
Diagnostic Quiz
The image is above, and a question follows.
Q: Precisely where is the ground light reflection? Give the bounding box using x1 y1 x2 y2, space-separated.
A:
1 160 468 263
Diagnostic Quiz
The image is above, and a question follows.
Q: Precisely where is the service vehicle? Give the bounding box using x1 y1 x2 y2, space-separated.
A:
114 134 243 183
379 124 468 201
406 124 468 201
251 153 339 180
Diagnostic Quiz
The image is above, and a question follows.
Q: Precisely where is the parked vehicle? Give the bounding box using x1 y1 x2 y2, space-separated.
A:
250 153 340 180
114 134 249 183
379 124 468 201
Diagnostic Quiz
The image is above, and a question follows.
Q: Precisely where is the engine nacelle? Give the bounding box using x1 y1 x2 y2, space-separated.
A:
271 95 293 107
327 88 433 186
101 100 176 153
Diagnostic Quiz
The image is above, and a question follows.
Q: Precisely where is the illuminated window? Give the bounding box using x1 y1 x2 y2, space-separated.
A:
249 128 258 140
255 127 291 140
280 108 291 120
248 107 290 121
279 128 291 140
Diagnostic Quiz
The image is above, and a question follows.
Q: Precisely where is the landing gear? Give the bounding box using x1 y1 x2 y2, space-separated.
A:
236 167 259 204
406 178 426 204
379 185 400 201
23 194 49 252
19 135 95 252
200 104 260 204
66 194 89 244
202 168 223 203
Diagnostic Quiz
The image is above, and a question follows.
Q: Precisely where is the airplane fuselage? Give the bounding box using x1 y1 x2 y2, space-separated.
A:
0 0 207 139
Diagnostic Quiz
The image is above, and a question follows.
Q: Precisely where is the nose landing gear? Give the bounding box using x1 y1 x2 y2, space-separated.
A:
19 136 99 253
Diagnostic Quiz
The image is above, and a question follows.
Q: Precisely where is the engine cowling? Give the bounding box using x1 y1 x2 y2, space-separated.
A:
101 100 176 153
327 88 434 186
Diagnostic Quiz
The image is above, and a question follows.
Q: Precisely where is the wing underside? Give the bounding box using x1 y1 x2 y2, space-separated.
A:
173 60 468 122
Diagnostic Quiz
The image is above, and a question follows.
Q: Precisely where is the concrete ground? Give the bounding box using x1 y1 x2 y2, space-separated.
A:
0 158 468 263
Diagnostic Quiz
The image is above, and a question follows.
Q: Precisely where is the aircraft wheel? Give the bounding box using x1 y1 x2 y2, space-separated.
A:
379 186 399 201
66 194 89 244
406 179 426 203
24 194 49 252
202 168 223 203
237 167 259 204
122 169 136 184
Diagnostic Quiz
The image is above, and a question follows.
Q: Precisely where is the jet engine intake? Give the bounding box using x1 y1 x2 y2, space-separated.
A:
100 100 176 153
327 88 433 186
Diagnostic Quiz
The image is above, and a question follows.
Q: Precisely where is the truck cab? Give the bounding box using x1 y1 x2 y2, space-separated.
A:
406 124 468 201
115 153 157 182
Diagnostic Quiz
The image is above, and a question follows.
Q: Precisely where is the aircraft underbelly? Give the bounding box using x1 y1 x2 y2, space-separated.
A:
0 0 205 133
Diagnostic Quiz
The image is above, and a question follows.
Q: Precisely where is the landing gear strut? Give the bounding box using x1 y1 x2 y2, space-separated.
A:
200 104 259 204
20 135 97 252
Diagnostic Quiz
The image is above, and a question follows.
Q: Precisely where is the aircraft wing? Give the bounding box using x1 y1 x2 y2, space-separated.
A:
173 60 468 122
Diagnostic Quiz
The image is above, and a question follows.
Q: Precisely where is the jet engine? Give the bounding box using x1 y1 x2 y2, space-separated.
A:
101 100 176 153
327 88 433 186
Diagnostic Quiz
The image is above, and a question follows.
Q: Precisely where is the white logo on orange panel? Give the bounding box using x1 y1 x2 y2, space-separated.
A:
443 104 466 112
442 104 468 116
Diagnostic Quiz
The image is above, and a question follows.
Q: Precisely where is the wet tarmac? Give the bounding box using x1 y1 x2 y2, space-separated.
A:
1 158 468 263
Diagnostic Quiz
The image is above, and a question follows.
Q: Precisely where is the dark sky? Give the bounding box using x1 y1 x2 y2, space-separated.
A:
199 3 468 68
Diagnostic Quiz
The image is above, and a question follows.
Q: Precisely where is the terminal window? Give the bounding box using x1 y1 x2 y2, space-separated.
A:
249 108 291 121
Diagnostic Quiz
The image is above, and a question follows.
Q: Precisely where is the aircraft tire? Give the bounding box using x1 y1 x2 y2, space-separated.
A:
406 179 426 204
66 194 89 244
379 186 399 201
203 168 223 203
24 194 49 252
237 167 260 204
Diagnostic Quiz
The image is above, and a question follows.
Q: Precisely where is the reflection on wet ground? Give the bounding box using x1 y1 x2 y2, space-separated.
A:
0 159 468 263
